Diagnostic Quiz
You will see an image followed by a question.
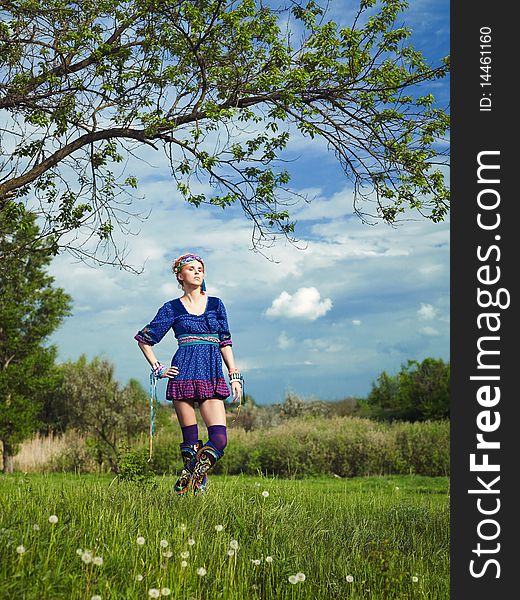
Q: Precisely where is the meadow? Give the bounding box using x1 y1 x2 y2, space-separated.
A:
0 472 449 600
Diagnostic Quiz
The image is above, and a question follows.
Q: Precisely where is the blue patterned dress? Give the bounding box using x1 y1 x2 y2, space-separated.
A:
135 296 232 401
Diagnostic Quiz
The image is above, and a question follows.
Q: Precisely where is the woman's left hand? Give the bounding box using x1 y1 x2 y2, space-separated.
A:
231 380 242 403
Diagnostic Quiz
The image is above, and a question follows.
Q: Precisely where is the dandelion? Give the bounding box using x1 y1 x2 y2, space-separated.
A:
181 560 188 568
76 548 83 556
148 589 160 598
265 556 273 563
187 538 195 546
215 524 224 532
180 551 189 559
93 556 103 566
251 559 261 566
288 575 298 584
81 551 93 564
48 515 58 524
91 596 102 600
161 588 171 596
412 576 419 583
136 536 146 546
160 539 169 548
227 549 235 557
33 524 39 531
229 539 239 550
16 545 26 555
346 575 354 583
261 490 269 497
163 550 173 558
136 574 144 582
197 567 207 577
296 572 306 582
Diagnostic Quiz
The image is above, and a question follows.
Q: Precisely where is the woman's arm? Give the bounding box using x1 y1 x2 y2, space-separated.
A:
137 341 178 378
220 345 242 402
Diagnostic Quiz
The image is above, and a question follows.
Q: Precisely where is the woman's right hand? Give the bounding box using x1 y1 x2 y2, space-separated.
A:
161 366 179 379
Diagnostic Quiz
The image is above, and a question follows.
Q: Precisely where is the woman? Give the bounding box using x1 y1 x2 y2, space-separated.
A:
134 253 242 495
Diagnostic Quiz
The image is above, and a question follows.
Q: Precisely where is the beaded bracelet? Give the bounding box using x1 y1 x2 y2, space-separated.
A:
151 362 167 379
229 371 243 384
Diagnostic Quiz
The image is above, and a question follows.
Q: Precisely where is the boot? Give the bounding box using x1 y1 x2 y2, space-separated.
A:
191 441 224 495
173 440 207 495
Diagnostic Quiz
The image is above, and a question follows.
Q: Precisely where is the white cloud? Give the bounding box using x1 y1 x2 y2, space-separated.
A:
266 287 332 321
417 303 437 321
352 319 361 326
277 331 294 349
419 326 439 336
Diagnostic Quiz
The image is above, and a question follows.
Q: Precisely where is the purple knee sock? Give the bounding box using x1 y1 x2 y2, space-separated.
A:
181 424 199 445
207 425 227 452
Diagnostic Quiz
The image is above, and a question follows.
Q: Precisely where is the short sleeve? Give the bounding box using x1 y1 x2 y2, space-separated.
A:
217 298 232 348
134 302 175 346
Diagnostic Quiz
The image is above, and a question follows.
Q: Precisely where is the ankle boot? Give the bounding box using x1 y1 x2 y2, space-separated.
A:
174 440 207 495
191 441 224 495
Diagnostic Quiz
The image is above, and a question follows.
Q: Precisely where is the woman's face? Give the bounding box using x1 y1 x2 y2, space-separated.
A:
179 260 204 287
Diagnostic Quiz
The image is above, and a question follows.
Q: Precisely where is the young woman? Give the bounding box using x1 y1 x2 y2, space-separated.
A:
134 253 242 495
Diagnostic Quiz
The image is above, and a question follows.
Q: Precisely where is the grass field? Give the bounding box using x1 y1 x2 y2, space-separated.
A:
0 473 449 600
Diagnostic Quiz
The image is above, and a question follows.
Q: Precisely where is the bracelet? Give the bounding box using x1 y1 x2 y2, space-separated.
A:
151 362 167 378
229 372 243 384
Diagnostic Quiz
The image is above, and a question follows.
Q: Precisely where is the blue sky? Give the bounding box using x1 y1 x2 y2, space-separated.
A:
47 0 450 405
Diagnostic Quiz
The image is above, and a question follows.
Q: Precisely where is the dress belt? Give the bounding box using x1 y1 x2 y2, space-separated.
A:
177 333 220 346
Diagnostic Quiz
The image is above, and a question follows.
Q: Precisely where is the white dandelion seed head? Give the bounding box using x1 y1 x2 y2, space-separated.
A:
160 588 171 596
180 551 189 559
187 538 195 546
162 550 173 558
136 536 146 545
148 589 160 598
160 539 169 548
33 524 39 531
93 556 103 566
289 575 298 584
265 556 273 563
136 574 144 581
16 545 26 555
412 576 419 582
181 560 188 568
81 551 93 564
346 575 354 583
261 490 269 497
229 539 239 550
296 572 306 582
48 515 58 524
91 596 102 600
197 567 207 576
227 549 235 557
215 524 224 532
76 548 83 556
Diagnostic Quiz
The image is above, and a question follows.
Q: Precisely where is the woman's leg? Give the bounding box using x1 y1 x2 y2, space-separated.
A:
199 398 228 451
172 399 200 495
173 399 197 426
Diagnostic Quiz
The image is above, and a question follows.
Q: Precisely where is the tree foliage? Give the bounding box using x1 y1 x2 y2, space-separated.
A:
0 0 449 266
366 357 450 422
0 210 71 472
55 354 149 472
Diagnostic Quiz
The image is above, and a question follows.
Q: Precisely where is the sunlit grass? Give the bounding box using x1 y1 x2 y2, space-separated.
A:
0 473 449 599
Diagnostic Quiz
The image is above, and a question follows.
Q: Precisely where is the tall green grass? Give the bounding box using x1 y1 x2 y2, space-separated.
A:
0 473 449 599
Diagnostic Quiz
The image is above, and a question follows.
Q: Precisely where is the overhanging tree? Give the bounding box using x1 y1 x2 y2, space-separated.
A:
0 210 71 473
0 0 449 265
